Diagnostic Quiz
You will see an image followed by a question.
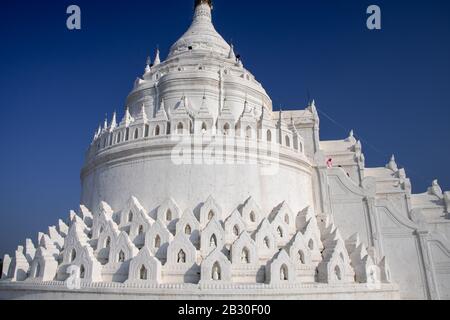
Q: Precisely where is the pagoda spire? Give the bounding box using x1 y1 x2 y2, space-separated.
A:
429 180 443 198
228 43 236 61
120 106 134 127
103 114 108 131
155 98 169 121
346 129 356 143
145 56 151 73
198 93 212 118
195 0 212 9
308 99 320 124
154 48 161 66
136 103 148 123
193 0 213 23
386 155 398 172
220 96 233 115
109 111 117 131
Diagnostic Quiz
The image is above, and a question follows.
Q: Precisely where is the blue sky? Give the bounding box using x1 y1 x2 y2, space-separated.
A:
0 0 449 257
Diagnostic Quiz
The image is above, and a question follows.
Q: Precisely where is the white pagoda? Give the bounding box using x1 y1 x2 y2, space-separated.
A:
1 0 449 300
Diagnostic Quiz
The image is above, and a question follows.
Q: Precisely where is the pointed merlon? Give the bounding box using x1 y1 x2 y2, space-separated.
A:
79 205 93 223
25 239 36 257
119 106 133 127
198 94 212 118
346 129 357 143
386 154 398 172
159 98 166 113
154 48 161 66
145 56 151 73
103 114 108 131
428 179 443 198
155 99 169 121
58 219 69 237
228 43 236 61
110 112 117 131
137 103 148 122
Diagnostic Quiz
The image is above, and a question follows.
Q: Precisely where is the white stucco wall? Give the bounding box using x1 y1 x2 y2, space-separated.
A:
81 140 315 218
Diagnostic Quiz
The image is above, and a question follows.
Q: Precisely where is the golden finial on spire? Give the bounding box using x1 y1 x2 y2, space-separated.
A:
195 0 212 9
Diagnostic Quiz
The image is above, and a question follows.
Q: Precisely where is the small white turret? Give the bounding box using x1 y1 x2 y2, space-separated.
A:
145 56 151 73
135 104 148 123
428 179 443 198
386 155 398 172
228 43 236 61
109 112 117 131
154 48 161 66
103 115 108 131
120 107 134 127
347 130 357 144
309 99 320 124
154 99 169 121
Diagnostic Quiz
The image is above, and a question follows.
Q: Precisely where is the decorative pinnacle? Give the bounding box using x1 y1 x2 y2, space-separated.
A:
386 154 398 172
145 56 151 74
228 43 236 61
154 48 161 66
110 111 117 130
103 114 108 130
347 129 356 143
429 179 443 198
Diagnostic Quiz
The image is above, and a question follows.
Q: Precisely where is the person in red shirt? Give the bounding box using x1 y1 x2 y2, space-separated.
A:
326 158 333 168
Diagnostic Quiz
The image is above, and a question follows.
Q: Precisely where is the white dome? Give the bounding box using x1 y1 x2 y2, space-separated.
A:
169 3 230 58
127 1 272 123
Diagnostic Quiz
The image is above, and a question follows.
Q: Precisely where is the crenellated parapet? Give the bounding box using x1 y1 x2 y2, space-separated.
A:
87 96 307 164
1 195 395 291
